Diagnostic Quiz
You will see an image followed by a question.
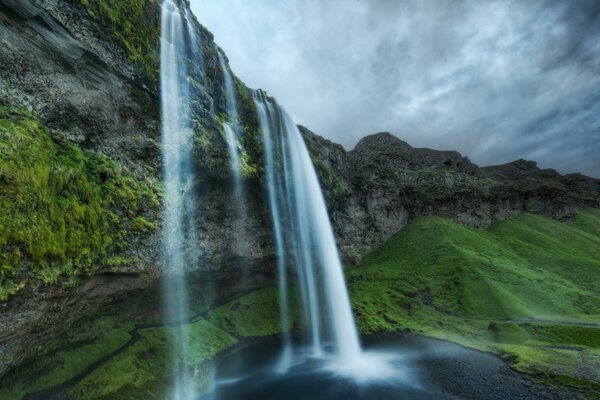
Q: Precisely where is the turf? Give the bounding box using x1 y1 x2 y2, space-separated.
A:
349 209 600 396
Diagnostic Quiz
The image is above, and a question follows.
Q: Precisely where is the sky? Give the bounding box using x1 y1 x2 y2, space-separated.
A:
191 0 600 177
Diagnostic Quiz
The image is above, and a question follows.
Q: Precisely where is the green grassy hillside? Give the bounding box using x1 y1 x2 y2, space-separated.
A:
350 210 600 395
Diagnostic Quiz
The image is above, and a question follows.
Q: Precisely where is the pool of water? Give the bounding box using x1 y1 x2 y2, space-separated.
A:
203 335 561 400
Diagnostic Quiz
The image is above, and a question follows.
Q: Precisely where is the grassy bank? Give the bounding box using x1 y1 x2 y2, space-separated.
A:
350 210 600 396
1 211 599 398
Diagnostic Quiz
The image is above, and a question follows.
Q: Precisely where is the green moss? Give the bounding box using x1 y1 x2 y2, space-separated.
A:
208 287 292 337
131 216 157 233
69 319 236 399
235 79 263 178
487 322 530 343
79 0 160 80
0 106 160 300
0 327 132 399
307 150 351 208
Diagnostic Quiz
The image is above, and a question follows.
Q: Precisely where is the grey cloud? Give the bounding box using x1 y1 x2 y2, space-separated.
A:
192 0 600 177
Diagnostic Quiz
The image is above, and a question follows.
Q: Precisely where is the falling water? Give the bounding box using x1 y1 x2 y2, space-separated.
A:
160 0 200 398
253 90 363 368
218 49 249 262
217 50 243 187
254 94 294 370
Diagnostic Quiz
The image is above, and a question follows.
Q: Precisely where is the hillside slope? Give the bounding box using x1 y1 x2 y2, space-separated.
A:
350 209 600 396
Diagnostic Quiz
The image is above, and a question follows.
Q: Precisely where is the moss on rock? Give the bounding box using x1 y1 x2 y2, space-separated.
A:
0 106 160 300
79 0 161 80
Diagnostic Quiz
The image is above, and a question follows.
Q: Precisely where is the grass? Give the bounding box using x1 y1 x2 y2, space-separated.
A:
0 327 132 400
349 209 600 396
68 319 237 399
208 286 292 337
0 107 160 300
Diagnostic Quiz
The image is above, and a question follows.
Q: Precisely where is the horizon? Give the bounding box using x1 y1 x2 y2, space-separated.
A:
192 0 600 178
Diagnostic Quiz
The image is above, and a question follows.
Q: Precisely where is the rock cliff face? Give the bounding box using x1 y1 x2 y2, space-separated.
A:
1 0 599 384
301 129 600 262
0 0 271 377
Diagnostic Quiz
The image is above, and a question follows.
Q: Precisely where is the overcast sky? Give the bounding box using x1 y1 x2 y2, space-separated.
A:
192 0 600 177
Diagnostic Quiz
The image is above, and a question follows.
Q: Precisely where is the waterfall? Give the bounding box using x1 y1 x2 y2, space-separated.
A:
160 1 201 398
217 50 243 186
253 90 363 368
218 49 248 258
254 93 294 370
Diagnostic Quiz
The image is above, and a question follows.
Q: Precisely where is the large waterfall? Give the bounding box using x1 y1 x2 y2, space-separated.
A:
253 91 363 369
161 0 387 394
160 1 200 398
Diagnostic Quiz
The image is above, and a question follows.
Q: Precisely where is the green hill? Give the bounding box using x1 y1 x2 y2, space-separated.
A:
350 210 600 395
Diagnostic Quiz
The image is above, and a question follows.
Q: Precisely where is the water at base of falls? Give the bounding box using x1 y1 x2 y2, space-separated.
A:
203 334 557 400
203 337 439 400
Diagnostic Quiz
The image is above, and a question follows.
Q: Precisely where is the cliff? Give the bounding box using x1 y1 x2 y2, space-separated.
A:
302 128 600 262
0 0 599 391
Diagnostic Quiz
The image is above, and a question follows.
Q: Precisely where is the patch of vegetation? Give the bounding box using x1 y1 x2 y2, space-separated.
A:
0 326 132 400
68 318 236 399
349 210 600 396
79 0 160 80
234 77 263 178
0 106 160 300
208 286 293 337
311 155 350 197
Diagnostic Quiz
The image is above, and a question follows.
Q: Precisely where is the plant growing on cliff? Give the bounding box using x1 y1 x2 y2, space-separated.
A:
0 107 160 300
79 0 160 80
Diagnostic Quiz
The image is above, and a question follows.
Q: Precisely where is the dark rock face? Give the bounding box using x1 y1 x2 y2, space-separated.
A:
0 0 161 173
302 130 600 262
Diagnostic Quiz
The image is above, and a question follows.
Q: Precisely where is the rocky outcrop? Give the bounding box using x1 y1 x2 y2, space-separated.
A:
303 131 600 262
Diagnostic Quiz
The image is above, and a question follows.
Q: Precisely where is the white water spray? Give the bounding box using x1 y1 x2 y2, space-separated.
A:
160 1 201 398
253 90 363 369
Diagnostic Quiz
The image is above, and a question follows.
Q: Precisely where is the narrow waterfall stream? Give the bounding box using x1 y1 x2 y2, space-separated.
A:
253 91 364 369
160 1 201 399
217 49 247 258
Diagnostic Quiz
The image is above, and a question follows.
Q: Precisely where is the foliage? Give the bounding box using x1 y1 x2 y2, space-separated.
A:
208 286 294 337
0 326 132 400
0 107 160 300
69 319 236 399
79 0 160 80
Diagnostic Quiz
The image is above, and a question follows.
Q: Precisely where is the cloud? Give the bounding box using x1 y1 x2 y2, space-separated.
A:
192 0 600 177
